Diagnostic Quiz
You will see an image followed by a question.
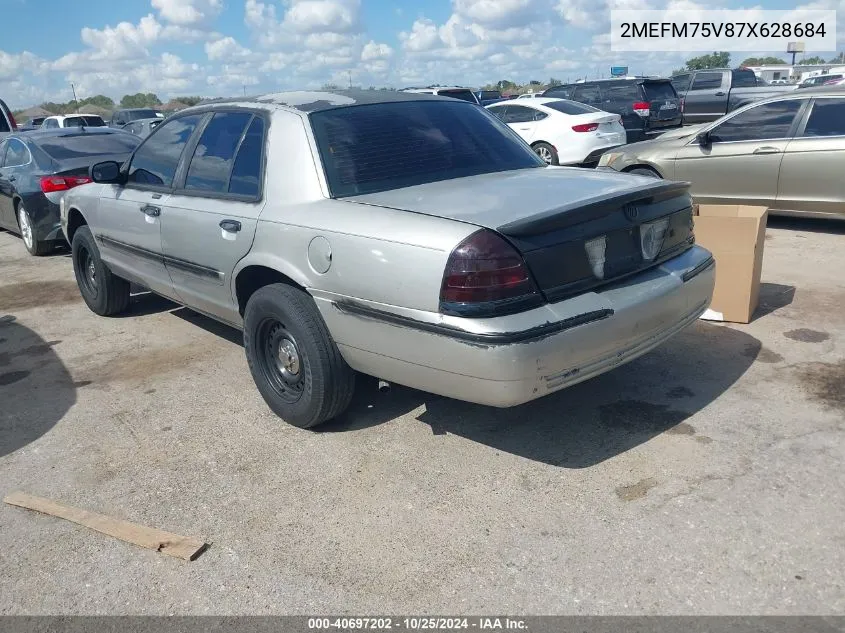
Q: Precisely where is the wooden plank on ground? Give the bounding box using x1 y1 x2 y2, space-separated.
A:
3 491 208 561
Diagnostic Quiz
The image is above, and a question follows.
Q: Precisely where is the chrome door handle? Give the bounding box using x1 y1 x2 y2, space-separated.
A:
219 219 242 233
140 204 161 217
753 146 781 155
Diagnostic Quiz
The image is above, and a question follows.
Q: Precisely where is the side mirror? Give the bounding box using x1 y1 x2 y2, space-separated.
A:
696 131 711 147
91 161 124 184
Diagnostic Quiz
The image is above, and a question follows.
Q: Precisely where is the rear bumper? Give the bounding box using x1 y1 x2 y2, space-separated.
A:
581 144 623 165
314 245 715 407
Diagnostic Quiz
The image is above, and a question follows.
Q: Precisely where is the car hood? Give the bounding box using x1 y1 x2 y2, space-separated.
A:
346 166 688 236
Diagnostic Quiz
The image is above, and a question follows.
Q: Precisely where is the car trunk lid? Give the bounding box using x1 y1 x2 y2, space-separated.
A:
347 167 695 302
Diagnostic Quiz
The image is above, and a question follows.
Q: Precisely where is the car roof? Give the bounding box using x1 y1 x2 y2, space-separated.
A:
176 89 457 115
12 127 127 142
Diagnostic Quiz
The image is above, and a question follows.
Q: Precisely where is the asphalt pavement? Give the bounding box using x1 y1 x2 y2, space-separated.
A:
0 217 843 614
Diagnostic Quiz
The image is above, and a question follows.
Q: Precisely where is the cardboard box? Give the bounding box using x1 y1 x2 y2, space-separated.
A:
692 204 768 323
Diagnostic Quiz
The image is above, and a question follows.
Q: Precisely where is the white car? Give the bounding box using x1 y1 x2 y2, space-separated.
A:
41 114 107 129
517 93 541 99
486 98 627 166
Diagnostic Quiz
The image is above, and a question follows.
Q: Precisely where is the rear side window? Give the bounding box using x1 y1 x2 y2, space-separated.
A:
642 82 677 101
691 72 723 91
128 114 202 187
543 100 600 115
732 69 758 88
310 101 543 197
486 105 508 121
601 82 639 101
37 133 140 160
0 113 9 133
802 99 845 137
63 116 105 127
710 100 803 142
437 89 478 103
185 112 252 194
503 105 538 123
229 117 265 197
573 84 602 104
4 139 30 166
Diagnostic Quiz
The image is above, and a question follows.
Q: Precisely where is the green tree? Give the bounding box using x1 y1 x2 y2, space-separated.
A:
683 52 731 70
740 56 786 66
798 56 827 65
120 92 162 108
496 79 517 91
830 52 845 64
547 77 562 87
320 83 340 90
81 94 115 108
171 96 204 107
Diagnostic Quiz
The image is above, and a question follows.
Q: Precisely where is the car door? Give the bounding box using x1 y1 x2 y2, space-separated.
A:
674 98 806 205
160 111 266 324
502 105 541 143
94 113 204 299
776 97 845 215
0 140 13 228
683 71 728 123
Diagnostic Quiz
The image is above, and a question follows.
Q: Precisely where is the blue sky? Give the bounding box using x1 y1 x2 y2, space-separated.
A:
1 0 842 108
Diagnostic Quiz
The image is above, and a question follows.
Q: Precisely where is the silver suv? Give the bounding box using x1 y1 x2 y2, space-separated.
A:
62 90 714 428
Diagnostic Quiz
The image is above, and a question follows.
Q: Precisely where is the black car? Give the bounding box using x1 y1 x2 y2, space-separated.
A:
0 128 140 255
543 78 683 142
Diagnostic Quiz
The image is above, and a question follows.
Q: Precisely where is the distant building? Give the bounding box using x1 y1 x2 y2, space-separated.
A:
745 63 845 82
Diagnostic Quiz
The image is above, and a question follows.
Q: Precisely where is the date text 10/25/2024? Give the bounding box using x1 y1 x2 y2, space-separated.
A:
308 618 528 631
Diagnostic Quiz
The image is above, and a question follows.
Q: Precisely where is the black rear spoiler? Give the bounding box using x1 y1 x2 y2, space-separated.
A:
496 180 691 237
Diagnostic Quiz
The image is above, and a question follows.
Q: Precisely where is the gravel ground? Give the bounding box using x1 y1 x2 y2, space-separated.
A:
0 217 843 614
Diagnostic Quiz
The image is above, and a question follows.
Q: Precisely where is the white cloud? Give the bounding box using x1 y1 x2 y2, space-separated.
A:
152 0 223 26
361 41 394 61
205 36 254 60
284 0 361 34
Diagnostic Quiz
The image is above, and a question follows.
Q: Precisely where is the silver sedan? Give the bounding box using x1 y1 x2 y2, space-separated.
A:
61 91 714 428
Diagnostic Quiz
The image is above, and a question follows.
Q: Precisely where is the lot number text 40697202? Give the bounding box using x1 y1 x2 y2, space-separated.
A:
307 617 528 631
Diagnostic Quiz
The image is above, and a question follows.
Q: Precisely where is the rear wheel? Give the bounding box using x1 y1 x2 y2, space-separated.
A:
532 142 559 165
71 225 130 316
17 205 48 256
243 283 355 428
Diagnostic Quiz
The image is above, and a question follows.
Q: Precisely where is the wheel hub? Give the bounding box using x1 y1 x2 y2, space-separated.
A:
19 210 33 248
277 338 300 378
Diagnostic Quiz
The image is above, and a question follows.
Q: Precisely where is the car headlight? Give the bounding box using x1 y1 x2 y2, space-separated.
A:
598 152 624 168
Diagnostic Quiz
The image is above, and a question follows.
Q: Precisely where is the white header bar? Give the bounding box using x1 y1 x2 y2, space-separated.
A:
610 9 837 52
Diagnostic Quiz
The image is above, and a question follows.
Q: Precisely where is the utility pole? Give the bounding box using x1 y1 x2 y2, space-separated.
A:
348 70 352 89
70 83 80 112
243 84 246 97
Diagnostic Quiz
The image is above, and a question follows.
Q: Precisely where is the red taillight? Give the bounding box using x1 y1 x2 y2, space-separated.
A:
440 229 539 314
633 101 651 117
40 176 92 193
572 123 599 133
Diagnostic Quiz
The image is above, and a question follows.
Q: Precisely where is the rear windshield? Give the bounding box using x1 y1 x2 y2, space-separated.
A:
543 100 600 115
37 132 141 160
600 82 639 101
126 109 158 121
479 91 500 100
310 101 544 198
641 82 678 101
64 116 106 127
437 89 478 103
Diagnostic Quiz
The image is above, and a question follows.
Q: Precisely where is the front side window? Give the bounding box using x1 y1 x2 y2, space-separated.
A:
185 112 253 194
4 139 30 167
691 72 723 91
801 99 845 137
709 100 803 143
310 101 543 198
486 105 508 121
44 119 59 129
128 114 202 187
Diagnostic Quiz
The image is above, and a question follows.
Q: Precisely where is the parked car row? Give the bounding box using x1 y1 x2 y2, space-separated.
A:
0 89 710 431
597 87 845 219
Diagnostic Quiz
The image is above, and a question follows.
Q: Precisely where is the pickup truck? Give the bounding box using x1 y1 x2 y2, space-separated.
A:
670 68 796 123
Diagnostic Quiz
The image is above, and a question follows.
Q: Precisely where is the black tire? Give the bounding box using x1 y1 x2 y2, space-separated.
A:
243 283 355 428
17 204 49 256
532 142 559 165
628 167 662 178
71 225 130 316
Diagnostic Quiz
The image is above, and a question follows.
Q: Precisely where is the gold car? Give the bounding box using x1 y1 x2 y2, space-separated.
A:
599 88 845 219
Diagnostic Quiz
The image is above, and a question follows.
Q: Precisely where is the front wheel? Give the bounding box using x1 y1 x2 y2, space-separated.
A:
71 225 130 316
243 284 355 428
532 142 559 165
17 205 48 256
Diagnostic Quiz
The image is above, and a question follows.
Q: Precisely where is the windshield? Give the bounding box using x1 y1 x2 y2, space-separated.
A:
544 100 600 115
64 116 106 127
37 132 141 160
126 109 159 121
310 101 544 198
